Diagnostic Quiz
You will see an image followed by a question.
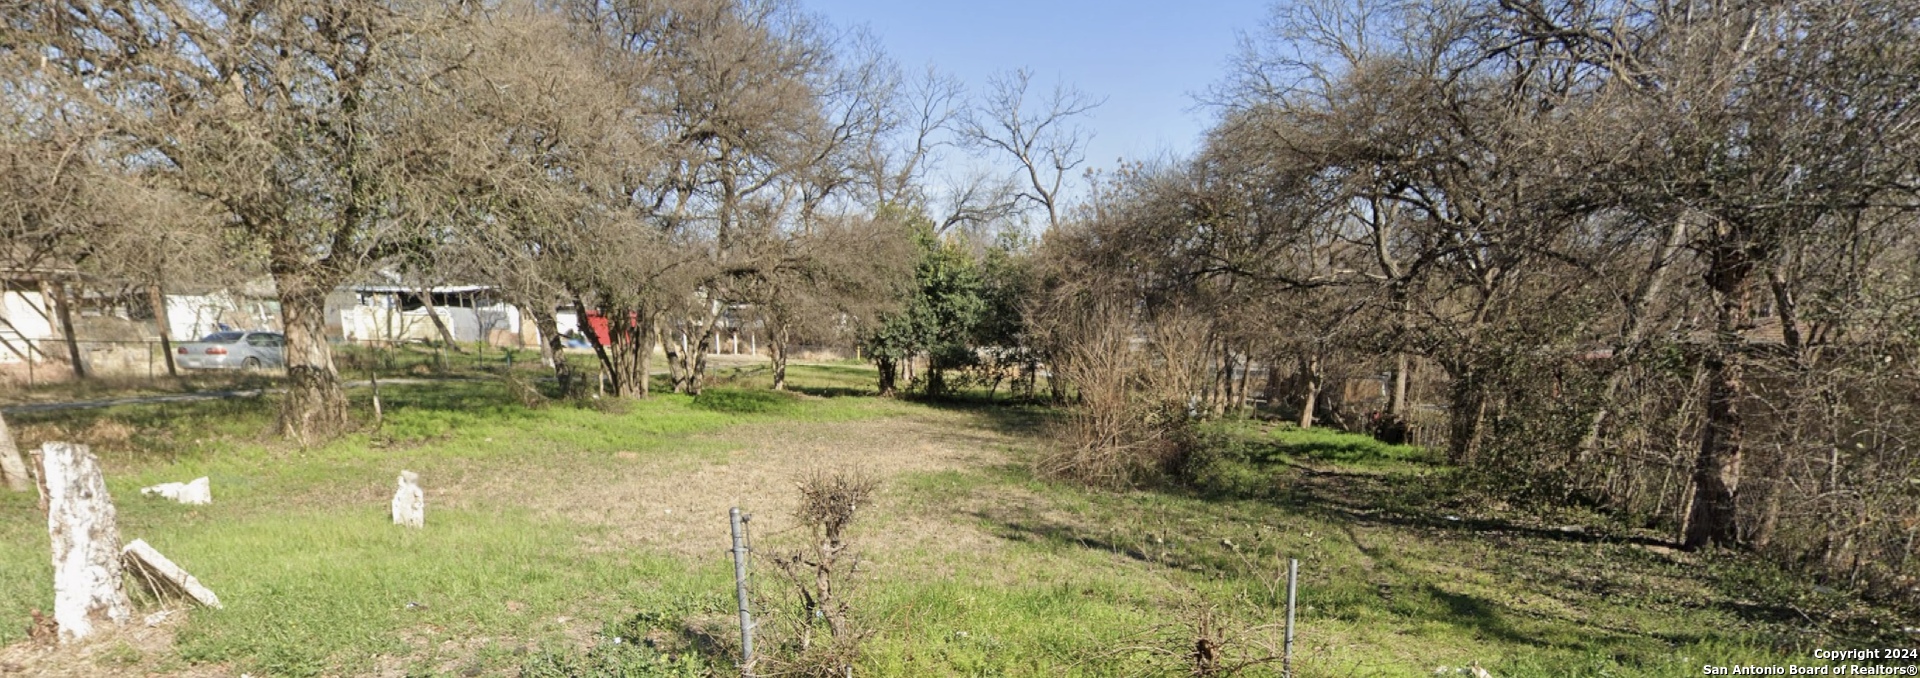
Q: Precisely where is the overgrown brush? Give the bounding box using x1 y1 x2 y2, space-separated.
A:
1037 298 1209 489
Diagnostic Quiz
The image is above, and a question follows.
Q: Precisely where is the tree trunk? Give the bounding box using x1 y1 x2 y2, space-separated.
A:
575 297 617 393
660 326 685 391
40 442 133 644
927 364 946 398
1389 353 1409 416
1219 349 1236 413
51 281 86 380
1046 355 1067 404
528 306 556 368
1445 368 1487 465
0 413 28 493
604 308 653 398
1750 473 1782 549
770 328 789 391
1235 353 1252 411
416 287 464 353
688 324 714 396
876 356 897 397
1685 353 1745 549
1263 357 1284 407
668 304 722 395
1684 245 1753 549
529 305 574 392
148 284 178 377
277 276 349 443
1298 355 1321 429
1579 217 1691 460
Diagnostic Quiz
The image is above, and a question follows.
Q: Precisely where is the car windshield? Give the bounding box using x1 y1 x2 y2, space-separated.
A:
200 332 245 343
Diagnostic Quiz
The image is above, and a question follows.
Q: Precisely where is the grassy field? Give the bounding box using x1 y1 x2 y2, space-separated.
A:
0 363 1909 677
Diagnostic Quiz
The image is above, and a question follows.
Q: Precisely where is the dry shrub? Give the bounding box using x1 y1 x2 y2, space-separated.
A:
1091 600 1286 677
13 419 137 454
84 419 137 448
758 470 878 677
572 393 630 414
1038 298 1210 488
502 373 549 409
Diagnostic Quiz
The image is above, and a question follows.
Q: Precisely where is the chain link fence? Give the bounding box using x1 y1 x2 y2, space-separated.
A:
0 337 545 390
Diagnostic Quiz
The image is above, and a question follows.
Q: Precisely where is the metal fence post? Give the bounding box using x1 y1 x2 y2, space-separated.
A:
1284 558 1299 677
730 507 755 677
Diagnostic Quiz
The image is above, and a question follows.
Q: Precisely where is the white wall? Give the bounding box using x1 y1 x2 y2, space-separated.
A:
0 291 54 339
0 290 55 363
165 293 236 341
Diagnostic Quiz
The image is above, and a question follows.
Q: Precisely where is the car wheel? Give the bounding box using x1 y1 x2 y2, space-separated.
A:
242 357 262 370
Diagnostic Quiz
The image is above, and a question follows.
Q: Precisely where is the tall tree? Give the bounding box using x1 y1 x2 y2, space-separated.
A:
960 68 1102 232
6 0 482 441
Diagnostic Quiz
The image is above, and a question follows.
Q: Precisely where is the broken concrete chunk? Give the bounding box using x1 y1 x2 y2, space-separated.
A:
122 539 222 609
140 477 212 505
392 471 424 528
41 442 133 644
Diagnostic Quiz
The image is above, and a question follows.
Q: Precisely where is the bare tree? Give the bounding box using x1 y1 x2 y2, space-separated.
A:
960 68 1103 231
5 0 486 441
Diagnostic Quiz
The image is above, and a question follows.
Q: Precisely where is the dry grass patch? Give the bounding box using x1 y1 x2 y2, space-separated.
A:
474 409 1020 559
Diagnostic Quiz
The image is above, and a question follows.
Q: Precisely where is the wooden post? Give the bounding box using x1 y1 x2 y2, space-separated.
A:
40 442 133 643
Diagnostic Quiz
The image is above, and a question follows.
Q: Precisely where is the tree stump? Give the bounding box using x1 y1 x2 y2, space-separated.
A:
0 413 29 493
40 442 133 643
391 471 424 528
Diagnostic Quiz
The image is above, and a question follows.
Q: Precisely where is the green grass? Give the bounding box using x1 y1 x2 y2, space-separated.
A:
0 364 897 675
863 449 1885 677
1 363 1909 676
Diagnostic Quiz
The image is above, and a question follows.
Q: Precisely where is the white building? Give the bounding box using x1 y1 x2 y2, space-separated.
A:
0 282 55 364
162 288 280 341
325 285 530 347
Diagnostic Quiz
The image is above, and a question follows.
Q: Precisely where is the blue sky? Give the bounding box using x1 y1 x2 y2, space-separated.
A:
805 0 1272 173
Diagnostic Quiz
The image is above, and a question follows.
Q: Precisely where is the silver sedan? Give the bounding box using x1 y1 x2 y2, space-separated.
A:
176 331 286 370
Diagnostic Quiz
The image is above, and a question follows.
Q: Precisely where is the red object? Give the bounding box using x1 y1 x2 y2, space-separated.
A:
580 310 647 346
205 347 227 355
177 347 188 355
585 311 612 346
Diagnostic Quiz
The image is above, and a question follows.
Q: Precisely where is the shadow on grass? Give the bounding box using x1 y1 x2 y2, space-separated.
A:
1426 585 1547 648
911 396 1056 438
787 385 874 398
944 420 1873 656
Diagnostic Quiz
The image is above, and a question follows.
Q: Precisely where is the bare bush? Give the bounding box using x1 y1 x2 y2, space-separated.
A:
759 470 878 677
1037 296 1210 488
